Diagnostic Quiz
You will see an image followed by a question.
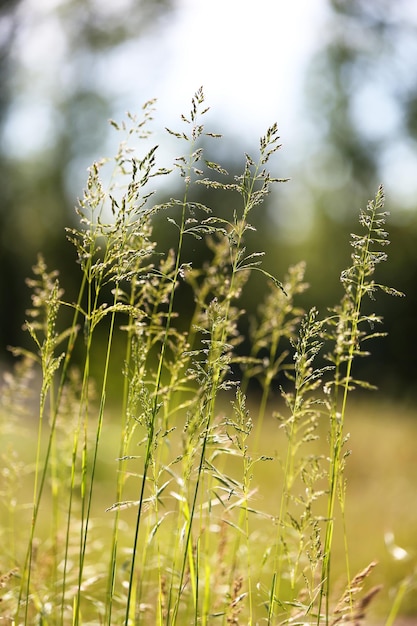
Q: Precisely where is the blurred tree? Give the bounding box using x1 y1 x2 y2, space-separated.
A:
0 0 23 357
0 0 174 355
271 0 417 397
304 0 417 213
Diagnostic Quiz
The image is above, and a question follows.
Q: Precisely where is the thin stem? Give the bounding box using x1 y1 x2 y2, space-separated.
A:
124 184 190 625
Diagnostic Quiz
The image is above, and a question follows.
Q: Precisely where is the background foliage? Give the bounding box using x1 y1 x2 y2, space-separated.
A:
0 0 416 397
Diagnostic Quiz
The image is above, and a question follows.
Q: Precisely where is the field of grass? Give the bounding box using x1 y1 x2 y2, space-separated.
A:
1 394 416 623
0 90 415 624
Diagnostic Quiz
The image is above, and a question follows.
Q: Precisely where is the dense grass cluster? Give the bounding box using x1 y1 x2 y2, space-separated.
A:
0 89 410 624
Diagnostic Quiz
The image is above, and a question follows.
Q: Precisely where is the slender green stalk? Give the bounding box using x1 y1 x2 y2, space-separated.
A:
318 185 403 623
74 293 119 622
171 124 284 624
15 261 70 622
124 88 209 624
105 281 137 624
385 574 414 626
268 308 325 623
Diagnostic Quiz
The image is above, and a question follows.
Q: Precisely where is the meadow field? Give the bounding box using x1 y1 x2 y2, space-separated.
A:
1 392 416 623
0 91 415 624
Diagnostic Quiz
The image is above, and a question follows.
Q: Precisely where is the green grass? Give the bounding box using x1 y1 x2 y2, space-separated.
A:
0 88 415 624
1 399 416 623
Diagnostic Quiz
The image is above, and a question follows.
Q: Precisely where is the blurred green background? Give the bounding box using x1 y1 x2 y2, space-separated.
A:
1 0 416 398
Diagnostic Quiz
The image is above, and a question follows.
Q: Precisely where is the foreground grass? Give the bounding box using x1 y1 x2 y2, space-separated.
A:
1 398 416 622
0 89 414 624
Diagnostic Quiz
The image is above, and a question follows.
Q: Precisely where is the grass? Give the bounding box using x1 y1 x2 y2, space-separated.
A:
0 88 415 624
